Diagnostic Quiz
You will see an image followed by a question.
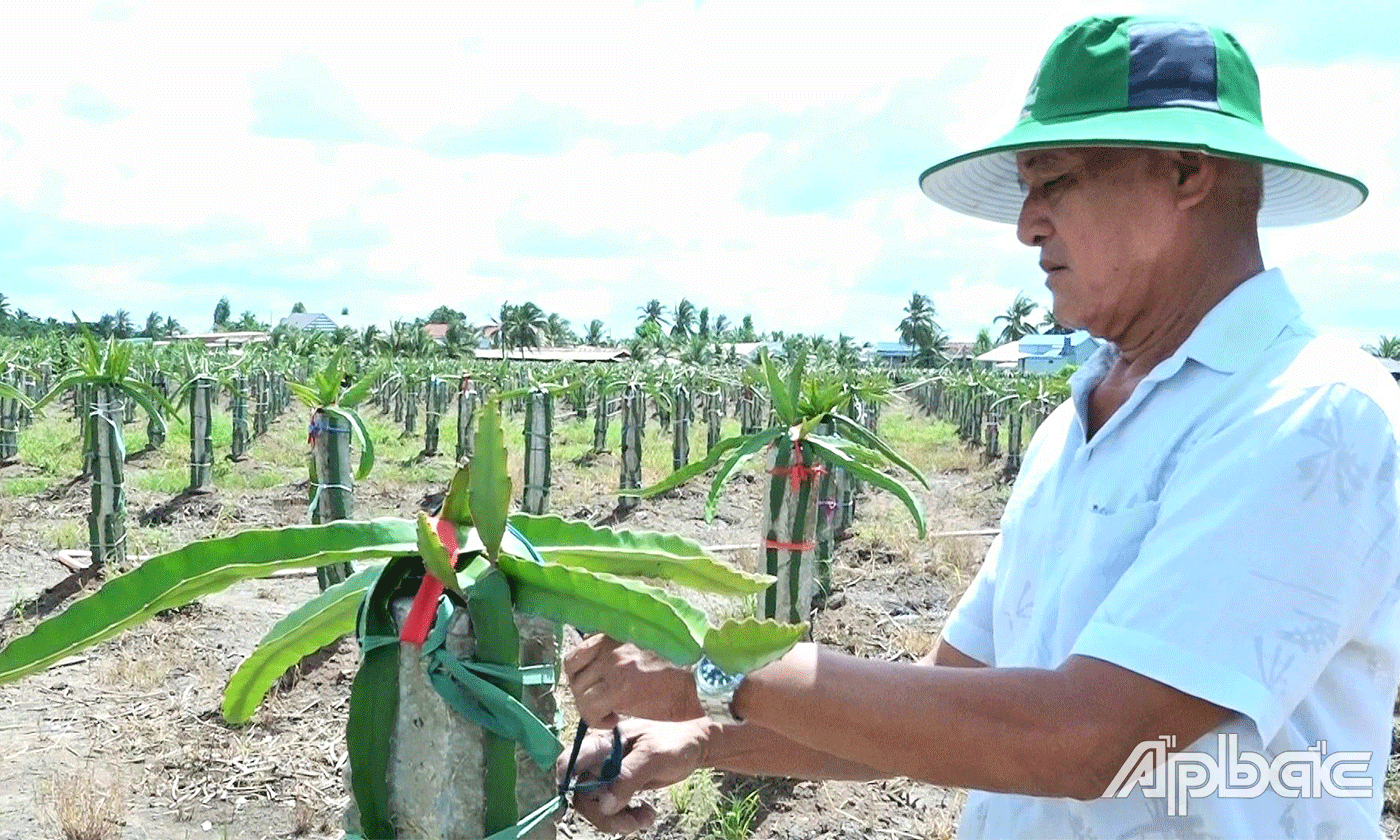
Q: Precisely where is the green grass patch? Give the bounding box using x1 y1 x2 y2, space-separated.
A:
0 476 53 496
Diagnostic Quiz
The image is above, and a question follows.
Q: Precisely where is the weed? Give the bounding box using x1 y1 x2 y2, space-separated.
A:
40 519 87 551
0 476 52 496
706 789 761 840
35 768 126 840
669 769 721 836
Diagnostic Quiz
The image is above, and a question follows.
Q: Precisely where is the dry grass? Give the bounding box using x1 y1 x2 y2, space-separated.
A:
923 534 985 600
95 621 185 690
36 768 126 840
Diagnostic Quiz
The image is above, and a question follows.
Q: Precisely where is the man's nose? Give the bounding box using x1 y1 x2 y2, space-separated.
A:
1017 195 1051 246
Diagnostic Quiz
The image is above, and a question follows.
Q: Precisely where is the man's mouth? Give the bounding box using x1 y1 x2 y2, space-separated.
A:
1040 261 1067 275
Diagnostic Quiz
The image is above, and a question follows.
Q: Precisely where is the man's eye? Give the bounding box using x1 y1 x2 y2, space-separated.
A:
1042 175 1071 194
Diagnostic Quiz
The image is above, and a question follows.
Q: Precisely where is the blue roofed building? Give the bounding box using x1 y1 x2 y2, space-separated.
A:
976 331 1101 374
278 312 339 334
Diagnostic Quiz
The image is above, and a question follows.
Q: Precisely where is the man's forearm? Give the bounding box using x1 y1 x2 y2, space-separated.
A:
696 719 884 781
693 637 984 783
730 644 1105 798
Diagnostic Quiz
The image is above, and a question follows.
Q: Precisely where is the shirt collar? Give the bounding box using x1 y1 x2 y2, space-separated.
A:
1067 268 1301 433
1170 268 1301 375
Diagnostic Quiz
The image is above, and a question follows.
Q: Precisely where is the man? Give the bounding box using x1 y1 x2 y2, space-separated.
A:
562 16 1400 839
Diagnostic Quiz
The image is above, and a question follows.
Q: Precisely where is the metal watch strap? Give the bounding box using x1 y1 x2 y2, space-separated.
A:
693 656 745 725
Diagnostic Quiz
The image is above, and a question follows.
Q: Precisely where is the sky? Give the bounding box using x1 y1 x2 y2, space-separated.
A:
1 1 1397 347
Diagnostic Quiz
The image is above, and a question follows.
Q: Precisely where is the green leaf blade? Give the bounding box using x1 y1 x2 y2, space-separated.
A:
499 555 706 667
221 563 383 723
628 434 747 498
761 349 795 426
286 381 323 409
805 437 928 538
416 513 463 597
324 405 375 481
470 397 511 561
0 519 420 686
702 618 805 674
508 513 773 594
704 428 786 520
829 414 930 489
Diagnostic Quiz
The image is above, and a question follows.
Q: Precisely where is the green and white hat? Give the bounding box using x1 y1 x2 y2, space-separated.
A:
919 16 1367 226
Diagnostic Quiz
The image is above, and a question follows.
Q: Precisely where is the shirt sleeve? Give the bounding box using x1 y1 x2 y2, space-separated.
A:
940 533 1001 666
1069 383 1400 745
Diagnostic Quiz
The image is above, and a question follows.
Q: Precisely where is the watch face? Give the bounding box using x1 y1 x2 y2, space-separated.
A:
697 658 726 687
696 658 742 692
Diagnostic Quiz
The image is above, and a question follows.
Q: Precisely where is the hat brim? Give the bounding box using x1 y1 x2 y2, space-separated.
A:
919 106 1367 227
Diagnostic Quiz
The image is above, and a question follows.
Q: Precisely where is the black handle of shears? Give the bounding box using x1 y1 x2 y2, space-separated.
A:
558 627 626 807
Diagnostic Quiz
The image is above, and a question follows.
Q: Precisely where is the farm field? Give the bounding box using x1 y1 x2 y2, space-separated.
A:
0 392 1395 840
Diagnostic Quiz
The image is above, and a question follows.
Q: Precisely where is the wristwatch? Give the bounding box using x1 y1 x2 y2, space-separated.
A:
693 656 746 725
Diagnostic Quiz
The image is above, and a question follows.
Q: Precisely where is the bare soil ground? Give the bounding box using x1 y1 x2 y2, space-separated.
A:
0 400 1392 840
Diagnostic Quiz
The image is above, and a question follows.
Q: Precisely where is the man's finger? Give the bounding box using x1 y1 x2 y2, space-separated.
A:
564 636 622 692
591 742 655 815
555 730 615 785
574 791 656 834
562 634 605 680
575 681 623 730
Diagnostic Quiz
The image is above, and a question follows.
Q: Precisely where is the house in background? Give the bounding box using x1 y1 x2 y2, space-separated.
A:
1378 357 1400 382
868 342 915 366
865 341 977 367
976 330 1101 374
278 312 338 333
473 346 630 363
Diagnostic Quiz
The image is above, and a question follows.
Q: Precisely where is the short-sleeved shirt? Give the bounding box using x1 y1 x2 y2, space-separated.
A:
942 269 1400 840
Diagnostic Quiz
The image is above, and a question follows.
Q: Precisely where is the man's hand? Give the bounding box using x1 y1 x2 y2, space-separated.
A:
563 635 703 729
558 718 709 834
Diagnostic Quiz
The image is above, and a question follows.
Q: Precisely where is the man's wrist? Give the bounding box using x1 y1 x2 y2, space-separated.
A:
730 642 816 723
675 665 704 720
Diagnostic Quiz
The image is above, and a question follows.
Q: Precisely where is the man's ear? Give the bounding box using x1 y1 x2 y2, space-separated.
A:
1167 150 1215 211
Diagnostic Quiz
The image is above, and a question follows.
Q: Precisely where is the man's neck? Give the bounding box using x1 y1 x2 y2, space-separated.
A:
1112 240 1264 379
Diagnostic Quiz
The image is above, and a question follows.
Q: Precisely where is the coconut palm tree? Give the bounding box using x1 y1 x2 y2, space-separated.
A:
737 315 757 342
1039 308 1073 335
670 299 696 339
508 303 548 356
835 334 861 367
637 299 668 331
974 327 994 355
544 312 572 346
994 293 1040 344
713 314 732 340
443 321 480 358
898 292 939 350
212 297 231 330
583 319 608 346
913 326 951 368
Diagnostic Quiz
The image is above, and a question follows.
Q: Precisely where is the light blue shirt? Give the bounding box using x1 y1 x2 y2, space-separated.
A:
943 269 1400 840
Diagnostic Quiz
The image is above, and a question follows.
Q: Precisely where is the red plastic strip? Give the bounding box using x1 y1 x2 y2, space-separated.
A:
398 516 463 646
762 539 816 551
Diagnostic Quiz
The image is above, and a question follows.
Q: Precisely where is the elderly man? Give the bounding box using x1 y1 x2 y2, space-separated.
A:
561 16 1400 839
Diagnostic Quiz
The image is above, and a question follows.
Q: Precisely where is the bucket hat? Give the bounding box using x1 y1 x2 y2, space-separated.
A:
919 16 1367 226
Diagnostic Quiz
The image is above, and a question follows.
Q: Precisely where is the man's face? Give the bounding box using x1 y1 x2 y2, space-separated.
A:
1014 147 1180 339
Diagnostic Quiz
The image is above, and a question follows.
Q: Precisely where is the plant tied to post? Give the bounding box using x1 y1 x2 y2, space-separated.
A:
0 390 804 839
32 319 179 566
629 348 930 625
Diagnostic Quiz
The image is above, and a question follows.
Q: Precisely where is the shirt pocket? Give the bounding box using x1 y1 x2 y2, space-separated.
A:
1054 500 1163 647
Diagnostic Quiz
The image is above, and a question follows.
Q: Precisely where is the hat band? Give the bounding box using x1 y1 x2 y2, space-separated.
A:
1127 21 1220 110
